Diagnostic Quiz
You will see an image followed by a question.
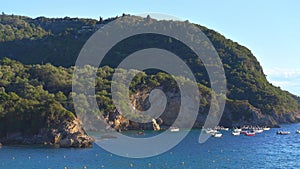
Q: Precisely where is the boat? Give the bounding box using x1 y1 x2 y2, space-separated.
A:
277 131 290 135
296 130 300 134
233 128 242 132
212 132 222 138
253 129 264 133
170 127 180 132
245 132 255 136
240 130 248 134
204 128 218 134
214 126 229 131
221 127 229 131
232 131 240 136
263 127 271 131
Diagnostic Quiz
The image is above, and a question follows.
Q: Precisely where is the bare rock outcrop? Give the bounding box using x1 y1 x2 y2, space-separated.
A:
0 118 94 148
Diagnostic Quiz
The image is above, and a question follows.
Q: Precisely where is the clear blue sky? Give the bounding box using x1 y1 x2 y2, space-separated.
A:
2 0 300 95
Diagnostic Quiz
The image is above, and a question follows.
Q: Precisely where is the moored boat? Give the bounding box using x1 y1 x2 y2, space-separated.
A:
221 127 229 131
263 127 271 131
253 129 264 134
245 132 255 136
232 131 240 136
296 130 300 134
204 128 218 134
240 130 248 134
233 128 242 132
213 132 222 138
277 131 290 135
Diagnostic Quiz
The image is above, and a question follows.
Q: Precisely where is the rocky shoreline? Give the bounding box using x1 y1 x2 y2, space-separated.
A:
1 97 299 147
0 119 94 148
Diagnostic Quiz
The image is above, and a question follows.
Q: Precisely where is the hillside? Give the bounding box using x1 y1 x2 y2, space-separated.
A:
0 14 300 137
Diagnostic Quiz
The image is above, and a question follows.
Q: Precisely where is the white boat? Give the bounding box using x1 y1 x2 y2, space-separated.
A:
296 130 300 134
204 128 218 134
221 127 229 131
233 128 242 132
253 129 264 133
263 127 271 131
170 127 180 132
232 131 240 136
214 126 229 131
213 132 222 138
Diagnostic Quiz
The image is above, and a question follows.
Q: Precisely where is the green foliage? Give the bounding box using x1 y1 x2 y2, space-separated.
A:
0 58 75 137
0 15 299 135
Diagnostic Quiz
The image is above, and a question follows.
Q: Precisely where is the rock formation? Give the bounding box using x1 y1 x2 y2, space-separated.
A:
0 118 94 148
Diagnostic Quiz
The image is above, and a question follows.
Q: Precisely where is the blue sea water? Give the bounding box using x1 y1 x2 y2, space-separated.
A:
1 123 300 169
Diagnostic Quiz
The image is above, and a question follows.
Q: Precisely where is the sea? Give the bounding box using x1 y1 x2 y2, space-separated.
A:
1 123 300 169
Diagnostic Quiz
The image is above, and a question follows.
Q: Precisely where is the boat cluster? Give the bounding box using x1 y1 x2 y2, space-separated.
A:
203 126 271 138
231 126 269 137
203 126 230 138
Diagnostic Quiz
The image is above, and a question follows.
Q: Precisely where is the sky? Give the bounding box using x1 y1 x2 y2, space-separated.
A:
1 0 300 95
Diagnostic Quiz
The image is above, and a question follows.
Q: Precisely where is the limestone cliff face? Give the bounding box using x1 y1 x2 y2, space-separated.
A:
103 109 163 131
112 90 300 129
87 90 300 132
0 118 94 148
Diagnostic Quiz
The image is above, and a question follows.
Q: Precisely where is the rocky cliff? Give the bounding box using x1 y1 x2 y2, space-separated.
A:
0 118 94 148
104 89 300 130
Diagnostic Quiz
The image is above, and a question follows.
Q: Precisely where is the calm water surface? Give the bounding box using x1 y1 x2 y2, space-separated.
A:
1 123 300 169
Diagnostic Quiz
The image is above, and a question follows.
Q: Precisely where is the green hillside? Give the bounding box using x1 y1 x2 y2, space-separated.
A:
0 14 299 134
